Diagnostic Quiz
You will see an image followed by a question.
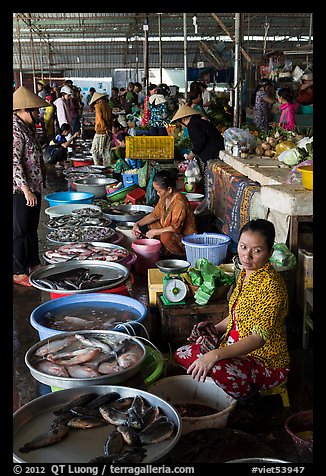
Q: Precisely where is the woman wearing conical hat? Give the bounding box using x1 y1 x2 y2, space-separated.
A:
170 104 225 191
89 92 113 167
13 86 48 286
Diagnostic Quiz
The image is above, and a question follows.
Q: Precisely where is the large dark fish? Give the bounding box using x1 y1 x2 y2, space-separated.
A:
141 405 160 428
67 416 108 429
103 429 124 456
107 396 134 411
99 406 129 426
139 419 175 445
69 406 101 419
116 424 140 446
127 407 144 430
53 393 99 416
85 392 121 409
19 420 69 453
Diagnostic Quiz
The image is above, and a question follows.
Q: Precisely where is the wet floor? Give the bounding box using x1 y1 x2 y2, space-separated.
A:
13 163 314 465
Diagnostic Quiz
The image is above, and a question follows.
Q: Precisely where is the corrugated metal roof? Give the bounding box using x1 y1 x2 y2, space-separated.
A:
13 12 313 76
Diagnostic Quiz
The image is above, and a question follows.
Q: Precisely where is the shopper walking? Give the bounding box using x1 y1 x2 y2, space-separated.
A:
13 86 48 287
89 92 113 166
53 85 73 128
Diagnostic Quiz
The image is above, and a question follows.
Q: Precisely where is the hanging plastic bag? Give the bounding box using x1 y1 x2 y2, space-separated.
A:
185 158 201 183
270 243 296 270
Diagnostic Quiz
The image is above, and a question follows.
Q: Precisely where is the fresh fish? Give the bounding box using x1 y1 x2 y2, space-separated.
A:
87 351 117 369
19 421 69 453
53 393 99 416
99 406 129 426
33 278 54 289
66 365 100 379
127 407 144 429
107 396 134 411
139 420 175 445
103 429 124 456
34 360 69 377
67 416 108 429
84 392 121 410
141 406 160 428
117 351 142 369
63 316 90 327
112 339 130 356
131 395 146 417
116 424 140 446
75 334 114 353
97 361 121 375
47 347 101 366
69 406 101 419
34 335 77 357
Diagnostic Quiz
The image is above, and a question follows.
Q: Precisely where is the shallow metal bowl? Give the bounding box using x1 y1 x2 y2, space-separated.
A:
73 177 118 199
103 204 154 222
25 330 146 389
13 384 182 463
29 260 129 294
156 259 191 274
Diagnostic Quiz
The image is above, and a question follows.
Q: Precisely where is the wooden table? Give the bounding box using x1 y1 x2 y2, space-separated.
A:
154 293 228 350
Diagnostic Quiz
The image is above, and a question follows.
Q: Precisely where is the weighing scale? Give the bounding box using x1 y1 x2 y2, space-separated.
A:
156 259 190 306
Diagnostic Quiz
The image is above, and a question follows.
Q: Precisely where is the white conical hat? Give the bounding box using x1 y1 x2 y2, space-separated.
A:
89 92 108 106
170 104 201 123
13 86 49 110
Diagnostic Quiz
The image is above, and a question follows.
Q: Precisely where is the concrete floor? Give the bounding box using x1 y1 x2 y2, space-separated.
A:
13 164 314 464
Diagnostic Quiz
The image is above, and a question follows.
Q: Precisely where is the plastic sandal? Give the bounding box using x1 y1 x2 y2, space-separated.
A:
13 274 33 287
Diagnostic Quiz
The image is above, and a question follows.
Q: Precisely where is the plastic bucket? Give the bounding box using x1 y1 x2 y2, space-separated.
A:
122 173 139 187
149 376 237 435
49 273 134 300
285 410 313 461
132 239 161 275
30 289 146 341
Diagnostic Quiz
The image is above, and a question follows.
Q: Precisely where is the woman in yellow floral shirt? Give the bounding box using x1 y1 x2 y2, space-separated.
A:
174 219 290 400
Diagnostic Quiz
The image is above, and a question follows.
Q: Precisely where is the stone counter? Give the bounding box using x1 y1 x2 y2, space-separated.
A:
219 151 313 216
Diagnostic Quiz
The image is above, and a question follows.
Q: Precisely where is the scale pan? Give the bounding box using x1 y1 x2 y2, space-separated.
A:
156 259 190 274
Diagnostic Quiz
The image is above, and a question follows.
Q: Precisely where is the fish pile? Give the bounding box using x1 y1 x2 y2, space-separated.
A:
19 391 176 463
44 242 129 264
71 207 101 217
47 215 112 229
103 207 145 216
47 226 115 243
31 266 125 291
32 334 144 379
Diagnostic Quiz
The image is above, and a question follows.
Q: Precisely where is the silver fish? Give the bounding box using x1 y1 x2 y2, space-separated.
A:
34 360 69 377
47 347 101 366
75 334 114 353
34 335 77 357
66 365 100 378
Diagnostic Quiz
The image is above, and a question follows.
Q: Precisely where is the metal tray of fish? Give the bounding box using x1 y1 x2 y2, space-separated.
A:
25 330 147 388
46 215 112 230
13 384 182 463
46 225 115 244
43 242 130 264
102 204 154 222
29 260 129 293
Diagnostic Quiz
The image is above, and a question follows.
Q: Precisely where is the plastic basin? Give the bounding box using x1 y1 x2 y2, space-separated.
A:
132 239 161 275
297 165 313 191
30 289 146 341
44 191 95 207
44 204 102 218
149 375 237 435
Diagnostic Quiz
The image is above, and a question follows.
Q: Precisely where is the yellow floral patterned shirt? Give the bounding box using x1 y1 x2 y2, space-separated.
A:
219 262 290 369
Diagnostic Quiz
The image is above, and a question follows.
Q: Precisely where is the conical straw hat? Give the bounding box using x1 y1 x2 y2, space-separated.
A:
13 86 49 110
89 92 108 106
170 104 201 123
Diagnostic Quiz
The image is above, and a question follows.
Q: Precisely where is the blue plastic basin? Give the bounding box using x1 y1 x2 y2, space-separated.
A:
44 191 95 207
30 293 147 340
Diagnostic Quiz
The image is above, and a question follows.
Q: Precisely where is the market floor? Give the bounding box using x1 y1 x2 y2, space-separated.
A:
12 164 314 464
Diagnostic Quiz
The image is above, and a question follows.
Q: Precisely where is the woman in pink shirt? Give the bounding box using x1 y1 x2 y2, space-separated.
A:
277 87 298 132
